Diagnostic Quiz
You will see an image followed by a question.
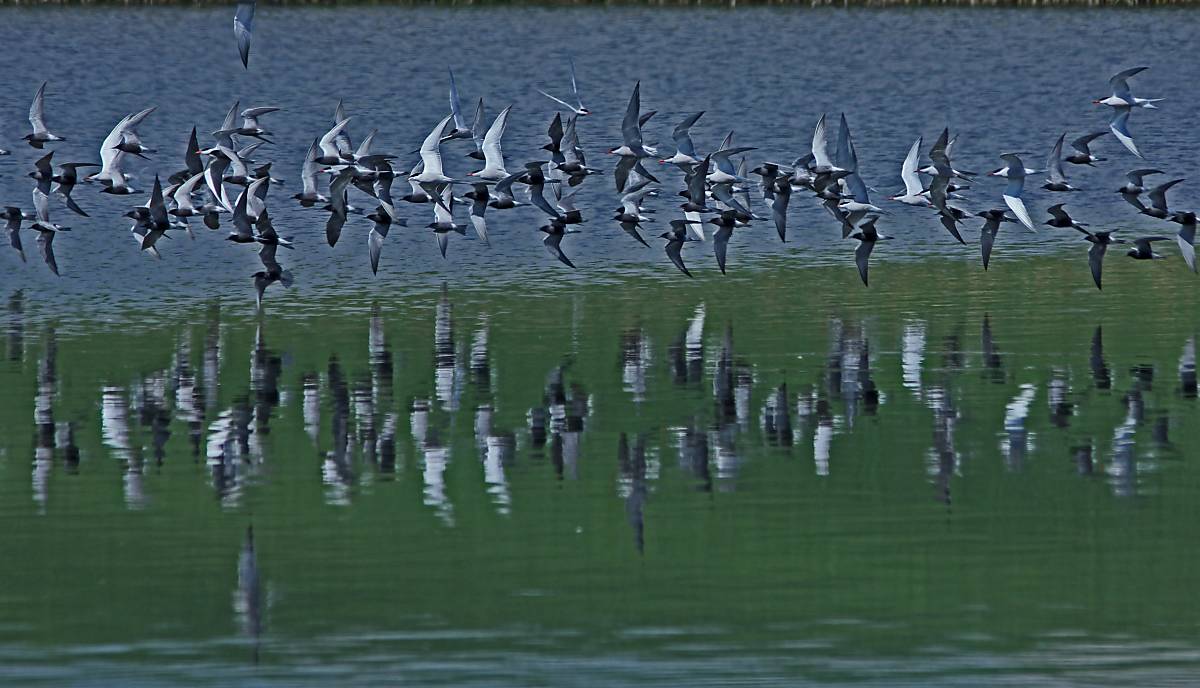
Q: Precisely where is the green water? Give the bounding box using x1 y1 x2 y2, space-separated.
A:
2 256 1198 685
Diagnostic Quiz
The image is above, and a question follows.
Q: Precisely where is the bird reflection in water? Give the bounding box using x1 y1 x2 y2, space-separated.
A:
761 383 793 448
617 433 648 554
981 314 1005 384
668 304 705 387
1001 384 1037 471
321 356 354 505
32 326 56 511
1179 337 1196 399
1047 368 1075 428
926 383 959 506
9 289 1200 527
711 326 752 489
233 525 264 663
1091 325 1112 390
620 326 651 403
7 290 24 361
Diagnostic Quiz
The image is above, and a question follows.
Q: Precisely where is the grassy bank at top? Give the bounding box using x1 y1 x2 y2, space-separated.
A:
0 0 1194 7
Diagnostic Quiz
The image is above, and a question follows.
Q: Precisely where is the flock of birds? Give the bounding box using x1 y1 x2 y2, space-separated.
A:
2 44 1197 306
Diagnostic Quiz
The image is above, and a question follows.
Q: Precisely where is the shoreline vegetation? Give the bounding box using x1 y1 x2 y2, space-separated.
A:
0 0 1195 6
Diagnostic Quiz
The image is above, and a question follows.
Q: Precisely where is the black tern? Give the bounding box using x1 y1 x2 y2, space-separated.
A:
464 183 491 245
850 215 888 287
540 217 578 269
3 207 24 262
1077 227 1124 290
1065 131 1108 166
428 185 465 258
977 208 1015 271
323 168 354 247
1126 236 1171 260
1140 178 1184 220
707 211 739 275
1045 204 1087 231
366 205 393 275
661 219 695 278
608 82 656 192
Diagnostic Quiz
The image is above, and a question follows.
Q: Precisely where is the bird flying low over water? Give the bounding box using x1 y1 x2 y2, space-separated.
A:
1043 134 1076 192
411 115 457 205
5 62 1196 301
468 105 512 181
428 185 465 258
1108 106 1143 159
661 219 696 278
977 208 1015 271
889 137 929 207
3 207 25 262
537 57 591 117
1125 236 1171 261
25 82 65 149
366 205 396 275
1077 228 1124 290
993 153 1036 231
1117 168 1162 212
850 215 888 287
30 188 69 275
609 82 657 192
1170 211 1198 273
660 111 705 168
234 0 255 68
1140 178 1184 220
442 70 475 142
1094 67 1163 109
540 217 578 268
1045 204 1087 231
1065 131 1108 166
463 183 491 245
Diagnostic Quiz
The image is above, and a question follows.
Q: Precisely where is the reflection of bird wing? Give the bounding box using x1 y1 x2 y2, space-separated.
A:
1088 241 1107 290
543 232 575 268
665 239 692 278
854 240 874 286
713 227 731 274
37 230 58 276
